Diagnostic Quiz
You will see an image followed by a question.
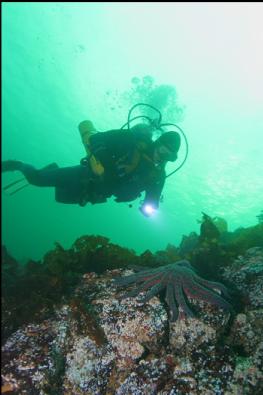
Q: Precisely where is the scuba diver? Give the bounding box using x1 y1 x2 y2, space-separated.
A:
2 104 188 217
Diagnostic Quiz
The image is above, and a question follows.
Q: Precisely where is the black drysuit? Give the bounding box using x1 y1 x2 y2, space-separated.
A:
18 129 166 208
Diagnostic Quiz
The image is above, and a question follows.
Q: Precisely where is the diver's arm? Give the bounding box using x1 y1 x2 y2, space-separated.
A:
140 177 165 217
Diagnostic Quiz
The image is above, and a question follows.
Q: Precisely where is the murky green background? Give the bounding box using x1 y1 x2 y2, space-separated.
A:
2 3 263 262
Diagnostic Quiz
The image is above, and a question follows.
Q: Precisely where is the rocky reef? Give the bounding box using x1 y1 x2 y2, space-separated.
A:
1 215 263 394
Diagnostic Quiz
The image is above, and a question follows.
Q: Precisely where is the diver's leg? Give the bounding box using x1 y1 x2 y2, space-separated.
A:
24 164 90 188
2 162 57 187
2 161 88 188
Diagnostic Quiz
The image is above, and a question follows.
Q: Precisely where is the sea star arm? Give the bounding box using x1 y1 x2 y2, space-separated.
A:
173 285 195 320
165 283 179 321
113 260 232 321
194 275 230 298
182 277 232 311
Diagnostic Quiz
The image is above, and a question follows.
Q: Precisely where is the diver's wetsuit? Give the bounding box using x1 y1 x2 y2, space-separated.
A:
18 163 87 187
10 162 95 204
3 128 166 207
88 129 166 209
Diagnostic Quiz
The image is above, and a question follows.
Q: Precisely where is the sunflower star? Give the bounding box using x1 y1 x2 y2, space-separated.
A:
114 260 231 321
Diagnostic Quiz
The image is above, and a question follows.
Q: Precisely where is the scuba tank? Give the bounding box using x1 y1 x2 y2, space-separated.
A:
78 120 97 155
78 120 104 176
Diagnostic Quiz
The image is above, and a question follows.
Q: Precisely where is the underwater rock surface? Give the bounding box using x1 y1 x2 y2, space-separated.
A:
223 247 263 394
223 246 263 309
2 247 263 394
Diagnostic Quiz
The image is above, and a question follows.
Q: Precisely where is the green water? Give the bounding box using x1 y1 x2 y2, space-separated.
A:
2 3 263 262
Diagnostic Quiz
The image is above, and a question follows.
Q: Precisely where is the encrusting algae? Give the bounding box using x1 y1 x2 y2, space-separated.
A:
1 212 263 394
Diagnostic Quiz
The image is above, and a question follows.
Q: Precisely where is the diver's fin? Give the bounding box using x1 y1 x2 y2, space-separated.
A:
3 177 27 190
3 178 29 195
8 183 30 195
3 162 59 196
